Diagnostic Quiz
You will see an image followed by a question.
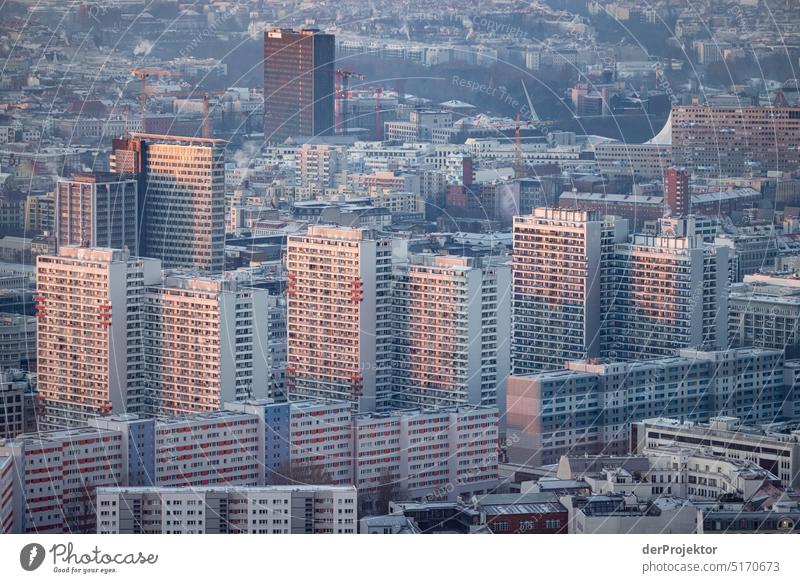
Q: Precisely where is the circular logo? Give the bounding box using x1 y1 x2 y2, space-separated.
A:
778 517 795 533
19 543 46 571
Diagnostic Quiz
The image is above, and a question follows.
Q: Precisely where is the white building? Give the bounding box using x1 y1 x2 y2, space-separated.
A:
35 246 161 429
296 144 347 188
632 416 800 488
289 401 354 485
96 485 357 534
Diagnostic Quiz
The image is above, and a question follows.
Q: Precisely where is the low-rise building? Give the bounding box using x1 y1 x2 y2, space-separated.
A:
631 417 800 488
507 348 788 467
97 485 357 534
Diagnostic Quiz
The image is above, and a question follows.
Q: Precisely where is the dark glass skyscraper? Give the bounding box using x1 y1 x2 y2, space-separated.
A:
263 28 335 143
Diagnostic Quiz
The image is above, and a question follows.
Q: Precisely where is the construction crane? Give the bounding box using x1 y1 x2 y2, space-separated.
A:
129 68 178 115
335 69 364 135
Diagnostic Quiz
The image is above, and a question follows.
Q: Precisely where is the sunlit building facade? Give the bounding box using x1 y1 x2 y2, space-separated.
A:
393 254 511 410
35 246 161 429
286 226 395 412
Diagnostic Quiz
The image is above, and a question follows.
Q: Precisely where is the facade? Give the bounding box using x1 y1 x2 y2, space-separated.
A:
392 254 511 410
0 312 34 371
512 208 628 374
671 105 800 175
96 485 357 534
0 455 12 533
35 246 161 429
55 172 139 253
296 144 347 188
353 406 500 502
0 398 500 532
664 166 689 217
263 28 335 142
288 400 354 485
223 400 291 484
507 348 787 467
729 273 800 357
593 141 673 179
631 416 800 488
113 134 225 273
564 494 696 534
143 274 269 417
151 411 261 488
609 217 728 360
0 369 35 438
286 226 397 412
0 426 125 533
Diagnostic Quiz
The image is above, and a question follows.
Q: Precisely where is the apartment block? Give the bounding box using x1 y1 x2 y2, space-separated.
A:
0 312 35 370
0 426 125 533
152 411 261 488
671 105 800 175
143 274 269 416
608 217 729 360
286 226 397 412
392 254 511 411
223 400 291 485
507 348 787 467
55 172 139 253
96 485 357 534
296 144 347 188
35 246 161 429
512 208 628 374
289 401 354 485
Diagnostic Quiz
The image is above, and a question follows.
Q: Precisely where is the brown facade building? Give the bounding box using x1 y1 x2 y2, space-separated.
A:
263 28 335 143
672 105 800 176
664 166 690 217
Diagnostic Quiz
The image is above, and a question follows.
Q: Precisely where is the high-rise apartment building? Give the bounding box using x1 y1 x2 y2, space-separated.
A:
512 208 628 374
393 254 511 411
142 274 270 417
35 246 161 429
263 28 335 142
286 225 397 412
55 172 139 253
671 104 800 175
111 133 225 273
609 217 728 360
